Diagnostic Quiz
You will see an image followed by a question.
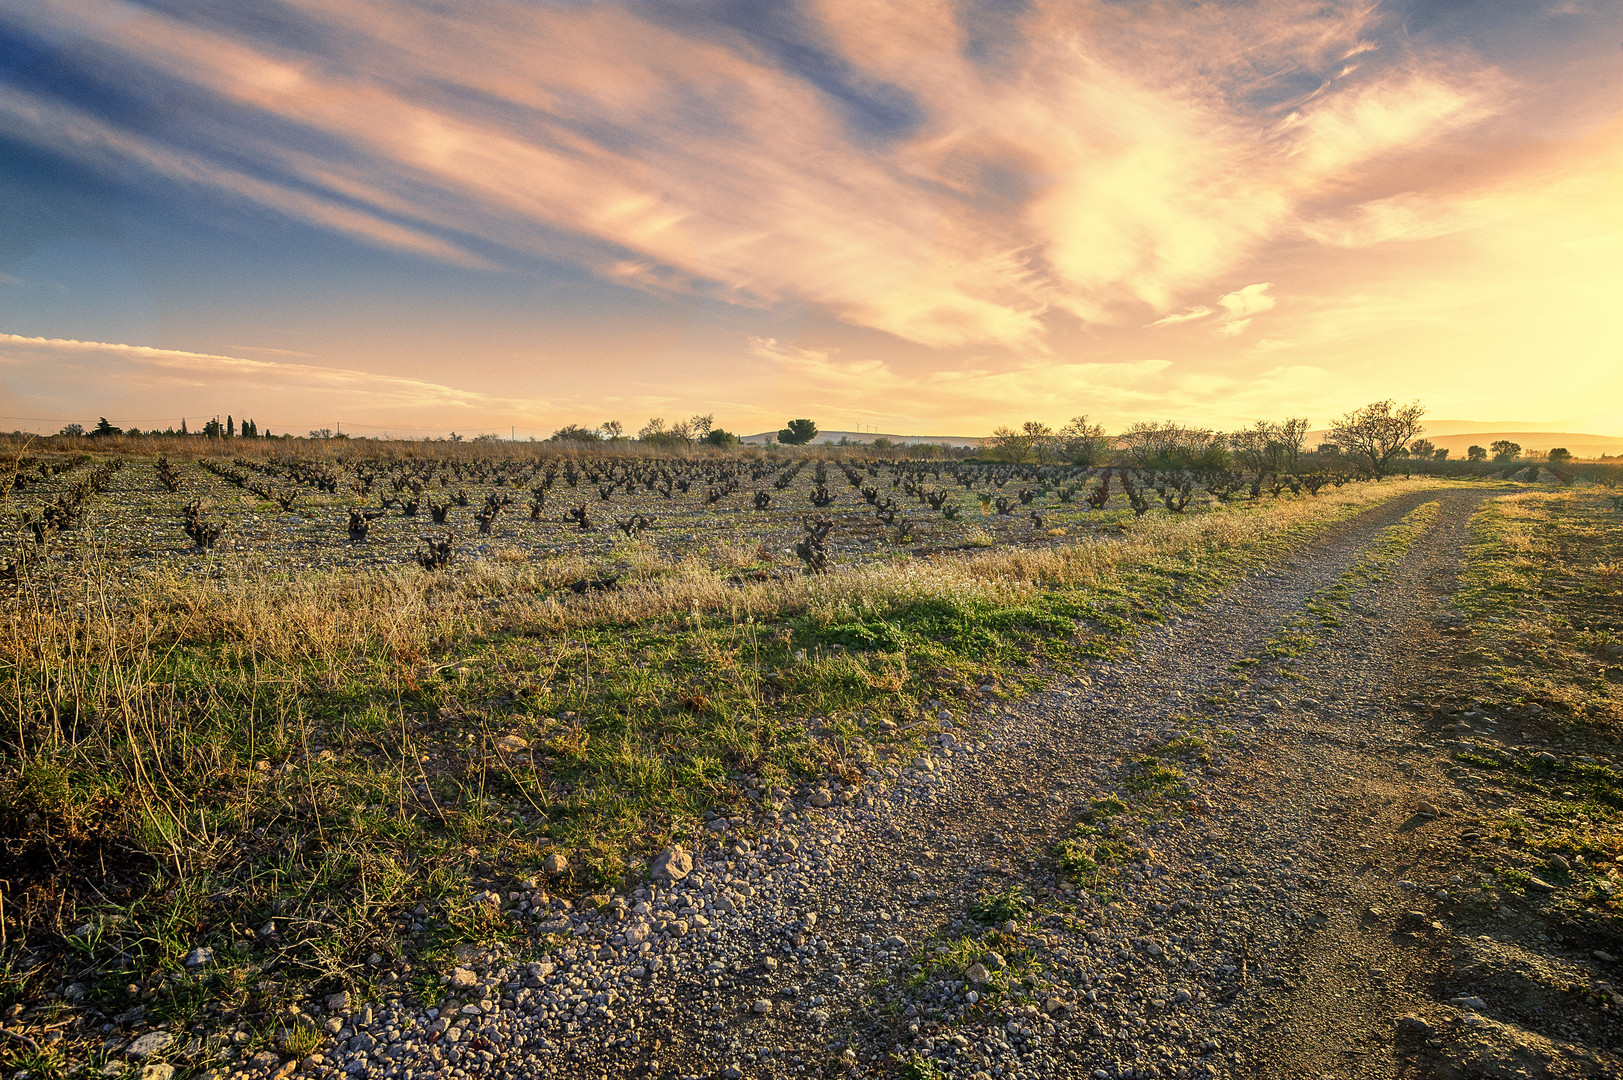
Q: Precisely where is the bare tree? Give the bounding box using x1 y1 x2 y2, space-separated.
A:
1228 422 1276 473
1119 421 1225 470
1274 416 1309 471
1230 417 1308 472
1328 400 1426 478
988 421 1055 463
1058 415 1109 466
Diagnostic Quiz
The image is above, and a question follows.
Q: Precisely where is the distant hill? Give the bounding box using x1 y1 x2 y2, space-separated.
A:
1412 420 1614 437
1422 432 1623 460
741 429 983 448
1304 424 1621 460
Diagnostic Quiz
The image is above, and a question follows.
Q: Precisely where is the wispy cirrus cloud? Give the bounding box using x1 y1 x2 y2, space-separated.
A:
0 333 548 428
1215 283 1278 336
0 85 494 269
1149 307 1214 328
0 0 1510 349
1148 282 1276 336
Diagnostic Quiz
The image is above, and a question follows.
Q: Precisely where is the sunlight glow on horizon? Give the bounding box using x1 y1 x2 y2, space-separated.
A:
1 0 1620 437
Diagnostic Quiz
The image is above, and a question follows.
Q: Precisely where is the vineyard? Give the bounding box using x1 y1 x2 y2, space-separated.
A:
0 446 1378 584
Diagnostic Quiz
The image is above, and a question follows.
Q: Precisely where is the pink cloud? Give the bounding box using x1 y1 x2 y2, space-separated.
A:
5 0 1514 351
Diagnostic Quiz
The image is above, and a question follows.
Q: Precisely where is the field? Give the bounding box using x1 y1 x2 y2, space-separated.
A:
6 444 1619 1080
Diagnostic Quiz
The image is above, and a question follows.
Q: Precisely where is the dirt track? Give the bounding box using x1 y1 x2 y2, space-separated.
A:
794 482 1617 1080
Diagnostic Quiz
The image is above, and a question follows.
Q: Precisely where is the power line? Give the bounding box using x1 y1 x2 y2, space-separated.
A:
0 414 193 424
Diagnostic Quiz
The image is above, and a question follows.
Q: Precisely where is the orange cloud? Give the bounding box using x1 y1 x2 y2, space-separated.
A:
0 333 547 427
6 0 1510 350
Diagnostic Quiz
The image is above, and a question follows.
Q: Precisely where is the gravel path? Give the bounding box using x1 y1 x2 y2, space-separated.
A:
286 485 1617 1080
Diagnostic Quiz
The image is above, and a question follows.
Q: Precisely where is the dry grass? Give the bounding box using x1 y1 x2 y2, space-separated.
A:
84 476 1441 653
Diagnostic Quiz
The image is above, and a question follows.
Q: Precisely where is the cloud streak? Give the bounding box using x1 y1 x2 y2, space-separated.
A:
0 0 1512 348
0 333 550 428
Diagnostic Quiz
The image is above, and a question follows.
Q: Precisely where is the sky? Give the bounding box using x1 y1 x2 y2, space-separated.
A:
1 0 1621 440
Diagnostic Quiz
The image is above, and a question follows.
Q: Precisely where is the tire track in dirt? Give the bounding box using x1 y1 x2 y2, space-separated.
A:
800 490 1493 1078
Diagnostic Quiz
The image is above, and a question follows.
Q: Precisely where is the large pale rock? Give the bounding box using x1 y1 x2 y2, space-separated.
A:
126 1033 173 1058
650 846 693 884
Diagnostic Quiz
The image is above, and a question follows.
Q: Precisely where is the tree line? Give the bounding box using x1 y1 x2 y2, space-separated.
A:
985 403 1581 477
984 400 1428 477
540 402 1436 478
549 415 822 448
48 399 1582 479
57 416 273 439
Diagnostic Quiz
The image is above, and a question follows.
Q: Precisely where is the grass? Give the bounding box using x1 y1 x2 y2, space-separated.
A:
1454 490 1623 727
1052 793 1148 890
901 923 1039 1010
1249 499 1441 665
1447 488 1623 933
0 458 1450 1065
968 885 1034 926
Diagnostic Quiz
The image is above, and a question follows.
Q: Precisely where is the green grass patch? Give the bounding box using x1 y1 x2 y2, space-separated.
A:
968 884 1034 926
1446 488 1623 933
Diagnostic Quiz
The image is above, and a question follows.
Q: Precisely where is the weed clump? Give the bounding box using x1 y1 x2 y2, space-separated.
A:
969 884 1032 925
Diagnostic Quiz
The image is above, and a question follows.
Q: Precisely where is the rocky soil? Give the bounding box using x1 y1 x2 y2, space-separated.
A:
1 454 1172 582
49 485 1623 1080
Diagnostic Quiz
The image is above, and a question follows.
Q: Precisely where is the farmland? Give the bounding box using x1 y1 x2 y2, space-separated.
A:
0 444 1362 578
3 442 1619 1079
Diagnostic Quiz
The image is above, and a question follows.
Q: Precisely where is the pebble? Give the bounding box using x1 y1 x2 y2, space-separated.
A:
126 1033 173 1058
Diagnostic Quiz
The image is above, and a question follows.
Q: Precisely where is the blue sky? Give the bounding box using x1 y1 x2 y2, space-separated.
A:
2 0 1620 438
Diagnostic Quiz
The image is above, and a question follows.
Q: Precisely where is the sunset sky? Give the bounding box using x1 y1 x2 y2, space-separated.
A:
2 0 1621 439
